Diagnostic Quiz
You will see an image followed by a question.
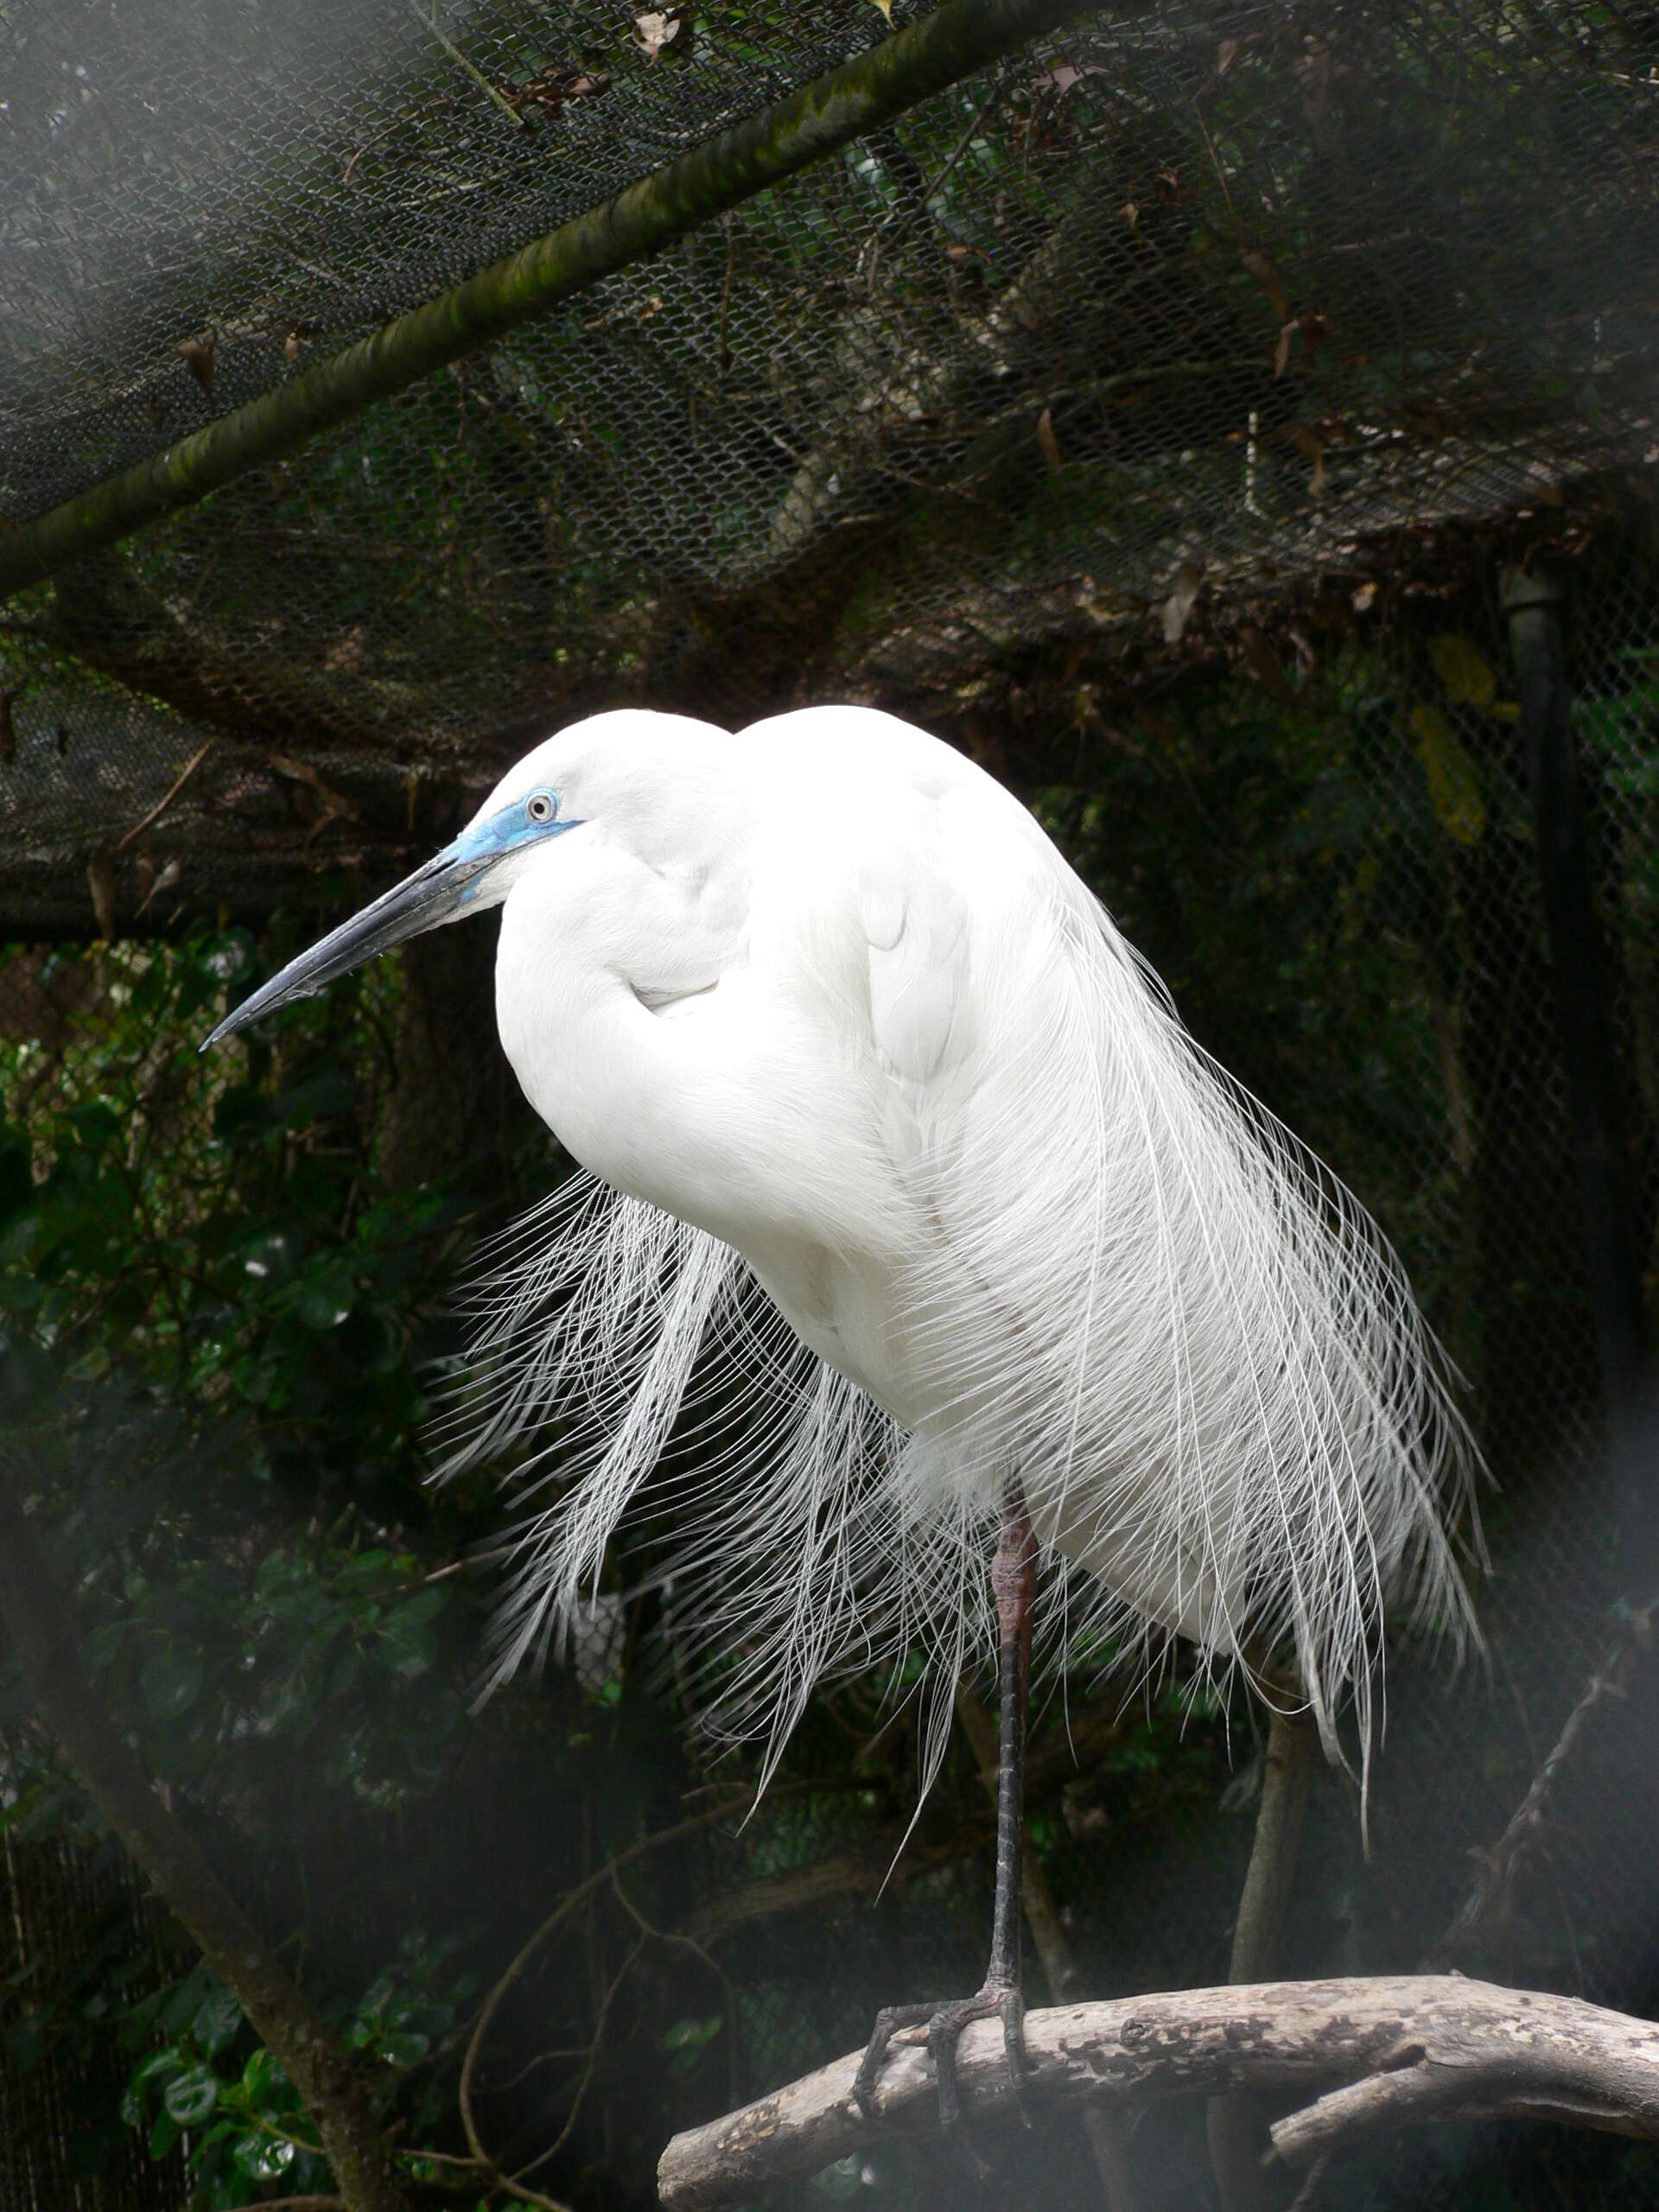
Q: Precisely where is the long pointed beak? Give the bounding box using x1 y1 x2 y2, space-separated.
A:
200 840 492 1051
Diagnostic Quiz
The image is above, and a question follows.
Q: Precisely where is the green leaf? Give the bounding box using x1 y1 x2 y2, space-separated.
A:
231 2130 296 2180
140 1638 205 1721
192 1986 243 2056
296 1260 357 1330
121 2045 181 2124
335 1548 392 1584
163 2059 221 2127
379 2030 430 2065
659 2014 723 2052
147 2110 181 2159
242 2046 285 2102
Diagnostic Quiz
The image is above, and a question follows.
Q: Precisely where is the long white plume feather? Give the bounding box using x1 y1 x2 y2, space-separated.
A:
439 880 1480 1802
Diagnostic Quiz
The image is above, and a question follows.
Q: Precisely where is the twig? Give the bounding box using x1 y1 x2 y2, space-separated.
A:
220 2200 346 2212
923 75 1005 204
1428 1607 1654 1968
341 95 464 187
112 738 216 853
456 1802 752 2194
510 1932 647 2188
404 0 529 130
609 1865 741 2110
1192 99 1236 224
657 1975 1659 2211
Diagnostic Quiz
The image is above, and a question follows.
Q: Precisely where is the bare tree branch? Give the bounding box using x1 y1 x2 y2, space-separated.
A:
656 1976 1659 2212
0 1457 408 2212
1430 1605 1655 1970
1208 1702 1320 2212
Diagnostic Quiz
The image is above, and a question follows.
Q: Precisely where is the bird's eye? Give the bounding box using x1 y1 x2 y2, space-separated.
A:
526 792 556 824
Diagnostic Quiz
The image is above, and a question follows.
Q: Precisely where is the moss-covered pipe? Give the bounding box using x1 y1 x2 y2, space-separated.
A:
0 0 1086 598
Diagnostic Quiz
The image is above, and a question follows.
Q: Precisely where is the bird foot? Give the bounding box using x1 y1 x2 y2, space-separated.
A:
852 1980 1032 2164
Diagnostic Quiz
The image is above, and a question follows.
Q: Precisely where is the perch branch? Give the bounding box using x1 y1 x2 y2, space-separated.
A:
404 0 530 130
656 1976 1659 2212
0 0 1088 595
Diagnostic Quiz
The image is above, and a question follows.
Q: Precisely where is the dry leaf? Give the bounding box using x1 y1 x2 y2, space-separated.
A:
1217 36 1238 73
868 0 893 19
1160 561 1203 645
137 857 181 918
1239 248 1287 323
269 750 359 821
134 851 155 911
322 626 367 675
1238 625 1299 711
87 850 117 940
283 328 303 360
1289 422 1326 496
1120 200 1140 232
501 61 611 119
1274 321 1296 377
1036 405 1063 474
633 10 686 60
1154 168 1181 206
1352 581 1377 613
179 329 216 397
1299 309 1336 357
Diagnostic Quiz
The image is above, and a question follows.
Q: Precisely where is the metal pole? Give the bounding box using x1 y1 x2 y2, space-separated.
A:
1502 567 1654 1590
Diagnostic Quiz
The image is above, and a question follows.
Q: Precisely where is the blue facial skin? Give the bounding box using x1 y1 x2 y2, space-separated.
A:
452 791 582 899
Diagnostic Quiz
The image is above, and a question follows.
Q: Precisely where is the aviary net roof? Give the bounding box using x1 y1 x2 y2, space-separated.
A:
2 0 1656 930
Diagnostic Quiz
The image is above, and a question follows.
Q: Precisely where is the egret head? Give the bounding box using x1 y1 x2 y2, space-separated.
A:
200 710 728 1051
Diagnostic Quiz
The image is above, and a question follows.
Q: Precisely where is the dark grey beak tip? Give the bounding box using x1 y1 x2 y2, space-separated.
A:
193 842 486 1058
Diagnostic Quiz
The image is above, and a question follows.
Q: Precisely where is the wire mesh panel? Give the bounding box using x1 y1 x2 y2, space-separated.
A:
3 0 1657 926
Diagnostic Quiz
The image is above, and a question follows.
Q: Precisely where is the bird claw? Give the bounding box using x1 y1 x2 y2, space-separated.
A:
852 1980 1033 2157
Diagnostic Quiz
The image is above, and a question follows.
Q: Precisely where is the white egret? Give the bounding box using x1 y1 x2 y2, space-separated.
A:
206 704 1478 2130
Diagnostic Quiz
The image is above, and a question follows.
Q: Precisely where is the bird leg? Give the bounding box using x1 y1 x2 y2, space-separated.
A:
853 1481 1038 2149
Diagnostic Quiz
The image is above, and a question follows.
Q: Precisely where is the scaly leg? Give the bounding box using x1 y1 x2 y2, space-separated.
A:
854 1481 1038 2145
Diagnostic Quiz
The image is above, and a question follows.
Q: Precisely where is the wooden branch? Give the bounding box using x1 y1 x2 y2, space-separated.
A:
656 1976 1659 2212
0 0 1086 596
0 1456 409 2212
1208 1703 1319 2212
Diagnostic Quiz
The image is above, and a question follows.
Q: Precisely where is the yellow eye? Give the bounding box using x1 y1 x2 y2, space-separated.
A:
526 792 556 824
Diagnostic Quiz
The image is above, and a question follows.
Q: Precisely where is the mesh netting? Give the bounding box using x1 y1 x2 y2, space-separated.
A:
3 0 1657 927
